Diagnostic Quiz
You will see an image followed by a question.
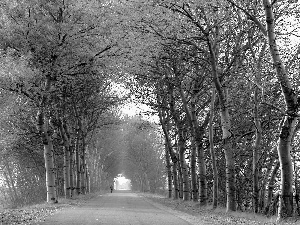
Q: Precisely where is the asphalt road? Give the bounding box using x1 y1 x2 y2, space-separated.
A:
39 191 192 225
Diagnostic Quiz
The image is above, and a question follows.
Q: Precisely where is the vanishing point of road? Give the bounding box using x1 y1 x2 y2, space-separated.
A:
39 191 194 225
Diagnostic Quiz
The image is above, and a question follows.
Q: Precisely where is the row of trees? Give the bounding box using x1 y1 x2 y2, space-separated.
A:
0 0 127 206
0 0 168 208
122 0 300 220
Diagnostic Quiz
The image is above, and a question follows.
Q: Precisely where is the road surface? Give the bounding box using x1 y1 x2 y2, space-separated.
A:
39 191 193 225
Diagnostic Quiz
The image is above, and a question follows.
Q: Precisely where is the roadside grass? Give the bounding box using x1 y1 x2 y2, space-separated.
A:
0 191 106 225
141 193 300 225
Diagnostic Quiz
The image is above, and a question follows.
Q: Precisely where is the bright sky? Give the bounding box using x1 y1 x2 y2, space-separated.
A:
119 101 159 123
111 81 159 122
120 102 142 117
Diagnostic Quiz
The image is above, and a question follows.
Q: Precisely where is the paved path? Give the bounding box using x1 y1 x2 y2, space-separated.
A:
39 191 192 225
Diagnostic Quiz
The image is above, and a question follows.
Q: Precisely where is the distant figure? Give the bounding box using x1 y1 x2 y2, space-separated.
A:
110 185 113 193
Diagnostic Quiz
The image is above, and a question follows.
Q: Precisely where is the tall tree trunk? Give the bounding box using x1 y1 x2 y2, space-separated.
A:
157 94 179 199
3 170 15 204
38 112 57 203
168 85 189 200
172 161 179 199
253 87 262 213
179 87 199 202
37 75 57 203
81 136 86 195
60 120 70 199
86 166 90 194
69 145 74 198
192 104 210 205
262 0 299 218
259 157 274 212
209 87 218 208
178 131 190 201
4 160 18 204
178 162 183 199
63 147 70 198
190 137 198 202
265 161 280 214
208 36 236 212
75 129 81 195
249 37 266 214
165 141 172 198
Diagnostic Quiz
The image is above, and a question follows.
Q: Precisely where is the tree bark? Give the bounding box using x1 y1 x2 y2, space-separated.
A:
259 157 274 212
38 111 57 203
69 145 74 197
75 128 81 195
209 87 218 208
190 137 198 202
165 141 173 198
253 87 262 213
265 161 280 214
36 75 57 203
157 91 179 199
191 102 210 205
4 160 18 204
262 0 299 218
59 120 71 199
3 170 15 204
208 39 236 211
172 161 179 199
81 136 86 195
86 166 90 194
178 130 190 201
179 87 199 202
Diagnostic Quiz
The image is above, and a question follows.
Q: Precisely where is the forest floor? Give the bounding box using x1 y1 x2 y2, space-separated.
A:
141 193 300 225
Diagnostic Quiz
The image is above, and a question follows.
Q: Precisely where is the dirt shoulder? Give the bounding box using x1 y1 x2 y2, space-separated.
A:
140 193 300 225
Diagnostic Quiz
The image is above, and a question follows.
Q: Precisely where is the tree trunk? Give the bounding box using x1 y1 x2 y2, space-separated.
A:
165 141 173 198
190 137 198 202
192 104 210 205
38 112 57 203
265 161 280 214
172 161 179 199
81 137 86 195
60 121 71 199
208 36 236 212
178 131 190 201
75 130 81 195
209 87 218 208
36 75 57 203
157 96 179 199
179 87 199 202
63 147 71 198
4 161 18 204
3 170 15 204
86 166 90 194
69 145 74 198
262 0 299 218
253 87 262 213
259 157 274 212
222 131 236 212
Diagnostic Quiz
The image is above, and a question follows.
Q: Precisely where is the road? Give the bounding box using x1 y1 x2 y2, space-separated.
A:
39 191 193 225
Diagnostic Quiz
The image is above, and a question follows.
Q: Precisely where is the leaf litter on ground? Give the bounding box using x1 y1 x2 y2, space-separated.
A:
141 193 300 225
0 191 104 225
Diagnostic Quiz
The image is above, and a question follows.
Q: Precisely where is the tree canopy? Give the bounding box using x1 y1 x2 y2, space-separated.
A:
0 0 300 221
